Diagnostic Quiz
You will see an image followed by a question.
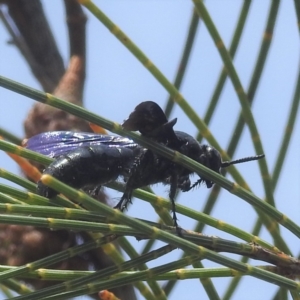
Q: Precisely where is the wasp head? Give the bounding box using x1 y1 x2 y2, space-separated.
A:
175 132 222 189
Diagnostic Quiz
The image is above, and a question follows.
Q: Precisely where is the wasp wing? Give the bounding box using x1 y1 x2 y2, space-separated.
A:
24 131 136 158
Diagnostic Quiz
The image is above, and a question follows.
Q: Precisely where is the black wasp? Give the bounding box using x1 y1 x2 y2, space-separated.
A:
25 101 264 232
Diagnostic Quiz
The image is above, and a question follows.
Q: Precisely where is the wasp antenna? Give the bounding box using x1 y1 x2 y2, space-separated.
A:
221 154 265 168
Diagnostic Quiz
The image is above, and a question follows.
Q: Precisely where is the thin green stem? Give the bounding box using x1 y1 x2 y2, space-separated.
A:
193 0 274 216
14 244 177 300
0 128 22 145
165 9 199 118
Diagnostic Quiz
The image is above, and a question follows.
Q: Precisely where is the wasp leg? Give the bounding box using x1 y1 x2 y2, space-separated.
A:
169 174 183 235
114 189 133 211
114 148 147 211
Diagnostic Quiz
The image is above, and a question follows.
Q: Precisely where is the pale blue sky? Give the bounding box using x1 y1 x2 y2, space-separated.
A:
0 1 299 299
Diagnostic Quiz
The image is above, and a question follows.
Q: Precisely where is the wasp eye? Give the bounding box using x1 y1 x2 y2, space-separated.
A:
198 146 222 174
208 147 222 173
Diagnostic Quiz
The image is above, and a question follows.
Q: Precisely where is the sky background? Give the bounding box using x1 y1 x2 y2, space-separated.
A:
0 1 299 300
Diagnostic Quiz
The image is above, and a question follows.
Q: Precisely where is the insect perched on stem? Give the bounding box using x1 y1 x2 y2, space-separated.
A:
25 101 264 233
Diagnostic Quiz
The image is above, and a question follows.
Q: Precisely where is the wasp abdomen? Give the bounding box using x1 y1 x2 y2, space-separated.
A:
37 145 136 198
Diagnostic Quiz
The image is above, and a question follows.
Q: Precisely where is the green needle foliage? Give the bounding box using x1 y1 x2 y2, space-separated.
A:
0 1 299 300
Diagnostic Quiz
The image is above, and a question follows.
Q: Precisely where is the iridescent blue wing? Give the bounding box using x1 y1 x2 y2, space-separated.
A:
24 131 136 158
